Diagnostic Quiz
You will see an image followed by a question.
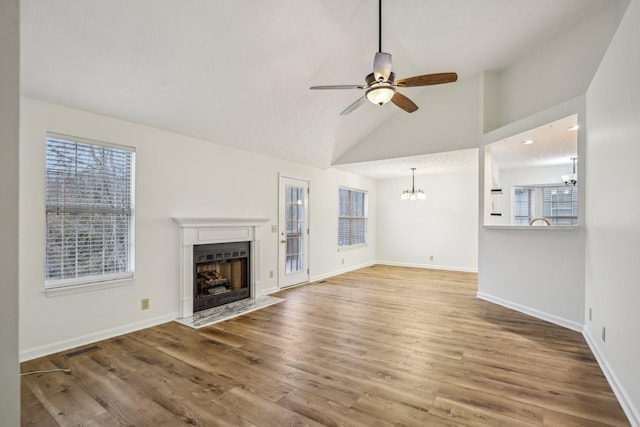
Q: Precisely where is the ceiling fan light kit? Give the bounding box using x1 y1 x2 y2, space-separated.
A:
365 73 396 105
310 0 458 115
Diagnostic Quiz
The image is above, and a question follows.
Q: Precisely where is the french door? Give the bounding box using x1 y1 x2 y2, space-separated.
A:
278 176 309 288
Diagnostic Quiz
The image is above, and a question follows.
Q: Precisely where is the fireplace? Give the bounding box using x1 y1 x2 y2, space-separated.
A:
173 217 269 320
193 241 250 312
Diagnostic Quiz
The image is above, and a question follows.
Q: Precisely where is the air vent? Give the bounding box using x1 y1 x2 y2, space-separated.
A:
64 345 101 358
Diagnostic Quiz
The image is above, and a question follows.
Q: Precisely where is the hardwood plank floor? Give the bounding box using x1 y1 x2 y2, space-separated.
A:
20 265 630 426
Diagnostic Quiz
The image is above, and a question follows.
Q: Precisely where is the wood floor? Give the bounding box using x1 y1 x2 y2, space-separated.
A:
21 266 630 426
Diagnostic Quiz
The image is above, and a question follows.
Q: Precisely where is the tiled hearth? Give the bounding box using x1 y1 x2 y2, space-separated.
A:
176 295 284 328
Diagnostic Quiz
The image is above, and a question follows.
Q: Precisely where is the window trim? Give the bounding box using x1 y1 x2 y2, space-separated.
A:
45 275 134 297
44 132 136 292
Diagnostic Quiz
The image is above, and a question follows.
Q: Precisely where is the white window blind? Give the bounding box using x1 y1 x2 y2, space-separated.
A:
513 187 533 225
338 188 368 246
512 185 578 226
543 186 578 225
45 133 135 287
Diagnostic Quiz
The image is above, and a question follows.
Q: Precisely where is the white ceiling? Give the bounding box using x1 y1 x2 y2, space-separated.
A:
20 0 612 169
335 149 478 180
489 114 578 170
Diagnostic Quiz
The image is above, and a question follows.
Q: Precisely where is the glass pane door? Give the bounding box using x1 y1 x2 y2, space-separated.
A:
279 177 309 288
285 185 305 273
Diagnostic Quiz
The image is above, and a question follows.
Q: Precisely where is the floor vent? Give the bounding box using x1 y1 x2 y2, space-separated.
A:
64 345 101 358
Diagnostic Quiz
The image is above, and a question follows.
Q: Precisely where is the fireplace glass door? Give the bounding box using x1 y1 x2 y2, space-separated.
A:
193 241 250 312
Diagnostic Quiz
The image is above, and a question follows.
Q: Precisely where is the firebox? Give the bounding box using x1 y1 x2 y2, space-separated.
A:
193 241 250 312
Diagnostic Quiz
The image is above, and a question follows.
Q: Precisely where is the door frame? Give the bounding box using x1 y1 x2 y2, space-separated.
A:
278 173 310 289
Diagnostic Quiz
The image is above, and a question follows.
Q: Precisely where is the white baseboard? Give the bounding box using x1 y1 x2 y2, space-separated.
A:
583 330 640 427
310 261 377 283
20 312 178 362
476 291 583 332
260 286 279 296
377 260 478 273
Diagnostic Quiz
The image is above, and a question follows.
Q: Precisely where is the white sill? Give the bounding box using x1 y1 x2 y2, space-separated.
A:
45 276 134 297
338 243 368 252
482 225 580 231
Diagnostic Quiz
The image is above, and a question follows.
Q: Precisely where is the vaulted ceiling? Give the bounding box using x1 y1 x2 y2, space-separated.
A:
21 0 614 170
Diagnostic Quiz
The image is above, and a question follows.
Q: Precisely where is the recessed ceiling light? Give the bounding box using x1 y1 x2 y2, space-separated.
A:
521 139 535 145
566 125 580 131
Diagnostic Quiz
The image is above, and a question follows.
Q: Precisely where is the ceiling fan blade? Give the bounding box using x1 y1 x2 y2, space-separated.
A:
391 92 418 113
310 85 364 90
373 52 392 81
340 96 367 115
396 72 458 88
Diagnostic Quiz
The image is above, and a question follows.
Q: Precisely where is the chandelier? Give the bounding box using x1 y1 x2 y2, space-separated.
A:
401 168 425 200
561 157 578 186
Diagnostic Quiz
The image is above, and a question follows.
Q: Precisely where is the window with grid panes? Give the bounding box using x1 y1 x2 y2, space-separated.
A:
45 133 135 289
542 186 578 225
512 185 578 226
338 188 368 246
513 187 534 225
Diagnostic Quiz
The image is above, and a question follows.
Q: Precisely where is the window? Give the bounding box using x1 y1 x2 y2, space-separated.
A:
543 186 578 225
513 187 534 225
45 133 135 289
338 188 368 246
512 185 578 226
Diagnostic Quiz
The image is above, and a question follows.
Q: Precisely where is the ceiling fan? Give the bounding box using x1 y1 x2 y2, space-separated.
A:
310 0 458 115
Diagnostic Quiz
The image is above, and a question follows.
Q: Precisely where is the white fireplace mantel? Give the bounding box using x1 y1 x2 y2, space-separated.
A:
173 217 270 229
173 217 269 319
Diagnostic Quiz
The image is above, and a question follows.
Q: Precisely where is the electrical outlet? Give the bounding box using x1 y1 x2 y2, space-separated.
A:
269 270 274 278
141 298 150 310
341 258 345 264
271 225 277 233
429 255 434 261
601 326 606 342
589 307 592 321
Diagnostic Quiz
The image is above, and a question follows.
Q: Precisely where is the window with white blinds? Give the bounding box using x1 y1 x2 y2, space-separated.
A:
512 185 578 226
338 188 368 246
542 186 578 225
45 133 135 288
513 187 534 225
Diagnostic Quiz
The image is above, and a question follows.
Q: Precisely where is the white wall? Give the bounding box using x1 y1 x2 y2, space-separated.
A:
376 162 478 272
0 0 20 424
313 172 378 280
498 3 624 126
334 74 482 164
19 97 376 360
478 98 587 332
585 0 640 423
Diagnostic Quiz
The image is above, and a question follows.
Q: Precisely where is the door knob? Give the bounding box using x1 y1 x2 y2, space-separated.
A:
280 240 287 243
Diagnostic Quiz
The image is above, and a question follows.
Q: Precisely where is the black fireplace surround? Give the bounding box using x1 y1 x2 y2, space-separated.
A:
193 241 250 312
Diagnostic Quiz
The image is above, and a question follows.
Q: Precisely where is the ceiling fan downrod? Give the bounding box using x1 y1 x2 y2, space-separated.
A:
378 0 382 53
